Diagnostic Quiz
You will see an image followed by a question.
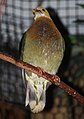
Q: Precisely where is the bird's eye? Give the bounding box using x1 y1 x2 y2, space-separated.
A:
42 9 45 12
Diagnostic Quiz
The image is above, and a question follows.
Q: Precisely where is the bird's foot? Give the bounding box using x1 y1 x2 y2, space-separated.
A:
51 74 60 86
37 67 44 76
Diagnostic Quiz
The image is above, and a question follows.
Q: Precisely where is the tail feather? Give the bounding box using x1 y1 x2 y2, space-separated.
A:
29 90 46 113
22 70 51 113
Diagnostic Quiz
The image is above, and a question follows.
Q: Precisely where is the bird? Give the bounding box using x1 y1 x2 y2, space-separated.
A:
20 6 65 113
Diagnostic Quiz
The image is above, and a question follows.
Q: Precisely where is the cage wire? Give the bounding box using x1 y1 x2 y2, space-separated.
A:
0 0 84 119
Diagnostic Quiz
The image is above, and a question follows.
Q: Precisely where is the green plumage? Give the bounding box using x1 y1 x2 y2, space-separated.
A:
20 17 65 74
20 7 65 113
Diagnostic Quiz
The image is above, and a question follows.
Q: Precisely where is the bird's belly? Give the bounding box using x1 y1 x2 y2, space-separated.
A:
23 45 63 74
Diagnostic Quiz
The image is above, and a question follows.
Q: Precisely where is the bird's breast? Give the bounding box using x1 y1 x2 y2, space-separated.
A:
23 17 65 73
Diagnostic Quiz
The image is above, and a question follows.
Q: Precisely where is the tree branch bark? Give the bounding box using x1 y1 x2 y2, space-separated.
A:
0 52 84 103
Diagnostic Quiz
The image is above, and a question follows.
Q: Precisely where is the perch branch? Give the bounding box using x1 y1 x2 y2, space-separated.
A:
0 52 84 104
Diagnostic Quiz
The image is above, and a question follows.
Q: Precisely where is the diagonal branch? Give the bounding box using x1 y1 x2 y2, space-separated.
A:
0 52 84 103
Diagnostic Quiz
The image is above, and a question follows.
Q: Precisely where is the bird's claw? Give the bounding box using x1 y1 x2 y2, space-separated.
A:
37 67 44 75
51 74 60 86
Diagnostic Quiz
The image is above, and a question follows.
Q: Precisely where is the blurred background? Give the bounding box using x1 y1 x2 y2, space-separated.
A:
0 0 84 119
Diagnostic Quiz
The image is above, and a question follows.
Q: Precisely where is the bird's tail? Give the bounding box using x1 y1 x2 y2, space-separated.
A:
22 70 51 113
29 85 46 113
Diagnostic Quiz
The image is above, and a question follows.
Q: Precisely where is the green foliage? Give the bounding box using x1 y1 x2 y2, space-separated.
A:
76 4 84 9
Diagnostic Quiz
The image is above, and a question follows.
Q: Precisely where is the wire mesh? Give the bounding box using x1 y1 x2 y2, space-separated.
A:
0 0 84 119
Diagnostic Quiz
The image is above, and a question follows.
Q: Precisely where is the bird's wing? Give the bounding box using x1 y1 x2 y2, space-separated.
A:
19 32 26 60
19 32 28 89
